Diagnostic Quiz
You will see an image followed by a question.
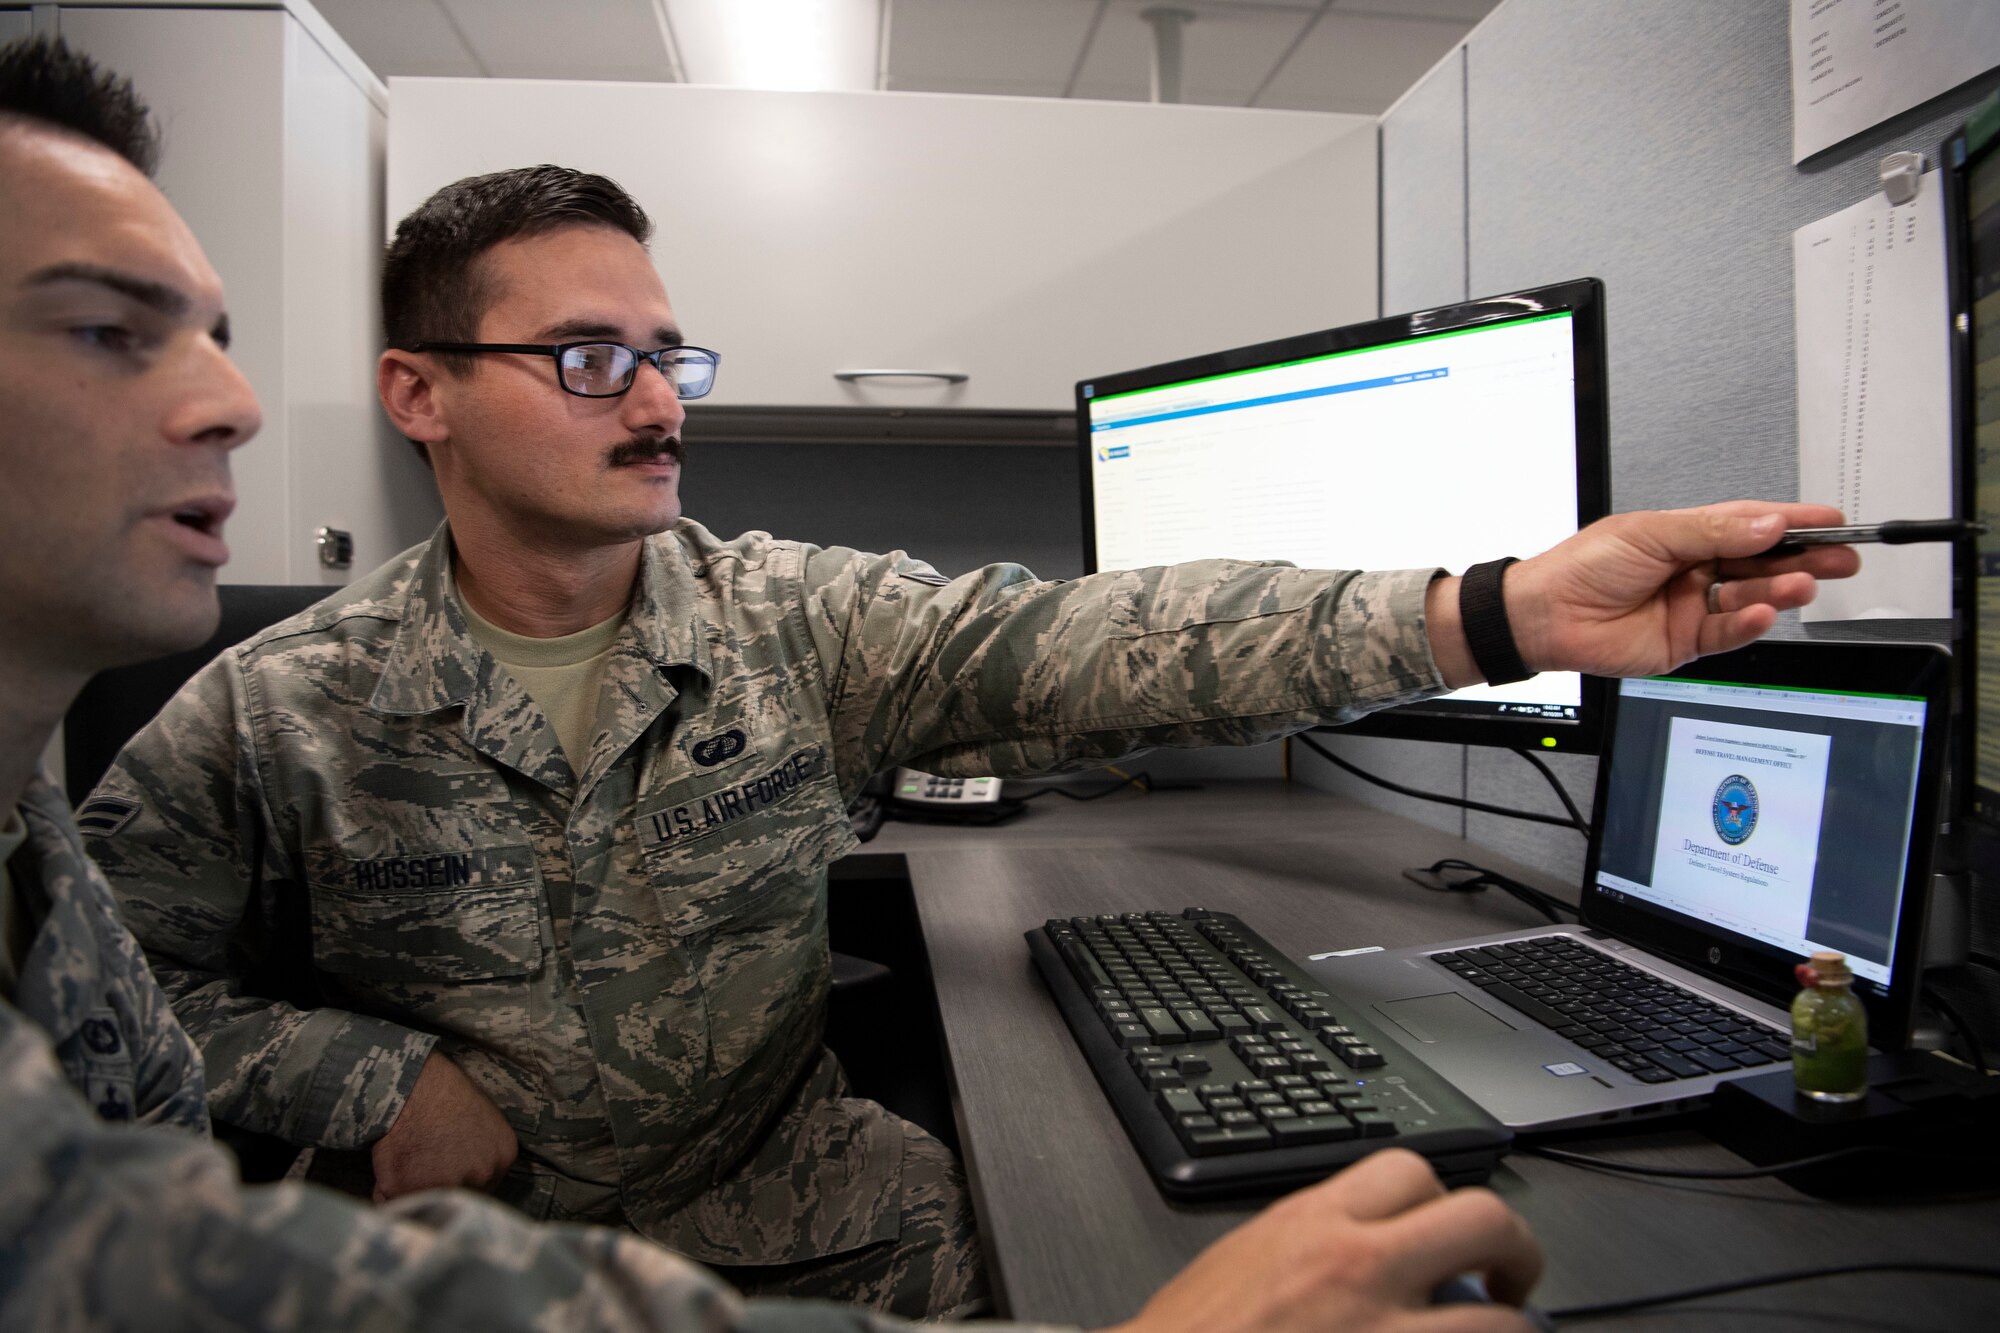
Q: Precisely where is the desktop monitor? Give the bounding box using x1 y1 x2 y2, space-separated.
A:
1949 101 2000 866
1076 279 1611 752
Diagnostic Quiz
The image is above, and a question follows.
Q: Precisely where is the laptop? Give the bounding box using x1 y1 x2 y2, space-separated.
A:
1305 639 1949 1132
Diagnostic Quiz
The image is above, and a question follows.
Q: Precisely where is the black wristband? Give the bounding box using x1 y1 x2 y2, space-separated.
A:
1458 558 1534 686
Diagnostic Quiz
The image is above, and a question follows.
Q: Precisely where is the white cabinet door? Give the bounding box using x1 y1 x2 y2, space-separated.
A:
61 5 295 582
388 81 1378 412
60 4 434 585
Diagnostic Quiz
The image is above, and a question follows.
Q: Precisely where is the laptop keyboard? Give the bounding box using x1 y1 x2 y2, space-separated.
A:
1430 936 1792 1082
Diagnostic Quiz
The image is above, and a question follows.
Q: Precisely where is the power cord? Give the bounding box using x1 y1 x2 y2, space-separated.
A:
1521 1142 1926 1181
1545 1261 2000 1323
1508 747 1590 835
1015 766 1203 802
1410 858 1578 925
1294 732 1586 834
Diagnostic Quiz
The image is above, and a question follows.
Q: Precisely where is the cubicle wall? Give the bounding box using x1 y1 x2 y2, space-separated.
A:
1302 0 2000 1038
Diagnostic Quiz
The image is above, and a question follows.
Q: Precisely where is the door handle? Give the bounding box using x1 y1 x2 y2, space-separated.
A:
833 369 970 385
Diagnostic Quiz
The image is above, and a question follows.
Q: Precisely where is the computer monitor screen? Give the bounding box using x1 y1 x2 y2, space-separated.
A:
1949 106 2000 846
1076 279 1610 751
1584 640 1947 1044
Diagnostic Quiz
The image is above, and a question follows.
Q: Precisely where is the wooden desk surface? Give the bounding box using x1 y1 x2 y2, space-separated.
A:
869 781 1999 1331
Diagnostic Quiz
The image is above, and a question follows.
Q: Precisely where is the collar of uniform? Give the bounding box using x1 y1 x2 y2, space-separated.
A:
371 527 575 793
371 524 715 718
627 529 715 685
10 773 108 1048
369 522 489 717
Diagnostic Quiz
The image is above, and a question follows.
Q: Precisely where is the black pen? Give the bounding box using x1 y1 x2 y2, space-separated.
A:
1760 518 1987 557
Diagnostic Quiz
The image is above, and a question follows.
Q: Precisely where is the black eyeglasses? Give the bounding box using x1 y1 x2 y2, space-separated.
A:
408 341 721 399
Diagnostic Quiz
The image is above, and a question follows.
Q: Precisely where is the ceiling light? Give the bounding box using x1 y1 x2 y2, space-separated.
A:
664 0 881 92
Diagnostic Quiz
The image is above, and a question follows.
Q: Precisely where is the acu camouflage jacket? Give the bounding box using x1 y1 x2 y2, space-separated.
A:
3 773 1022 1333
6 773 206 1135
88 520 1445 1266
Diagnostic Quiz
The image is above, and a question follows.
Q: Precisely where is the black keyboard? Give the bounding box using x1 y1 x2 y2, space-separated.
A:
1030 909 1511 1200
1429 936 1792 1081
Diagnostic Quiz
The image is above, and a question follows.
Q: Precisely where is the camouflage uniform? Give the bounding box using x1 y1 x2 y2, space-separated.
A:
5 771 1022 1333
88 520 1445 1314
8 773 207 1135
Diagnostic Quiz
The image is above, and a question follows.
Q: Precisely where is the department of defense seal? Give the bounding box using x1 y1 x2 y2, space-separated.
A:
1712 773 1759 846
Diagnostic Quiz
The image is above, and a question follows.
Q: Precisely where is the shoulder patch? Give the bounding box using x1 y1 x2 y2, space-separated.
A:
74 795 141 839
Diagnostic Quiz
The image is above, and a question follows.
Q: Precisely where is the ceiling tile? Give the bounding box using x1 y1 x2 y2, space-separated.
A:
887 0 1102 95
313 0 486 78
437 0 674 82
315 0 1495 112
1253 7 1476 112
1069 2 1303 106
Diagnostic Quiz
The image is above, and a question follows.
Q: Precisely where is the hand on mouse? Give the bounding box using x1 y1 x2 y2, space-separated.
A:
1102 1148 1543 1333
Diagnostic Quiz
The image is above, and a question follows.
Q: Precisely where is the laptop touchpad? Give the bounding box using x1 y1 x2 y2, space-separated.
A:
1378 993 1518 1042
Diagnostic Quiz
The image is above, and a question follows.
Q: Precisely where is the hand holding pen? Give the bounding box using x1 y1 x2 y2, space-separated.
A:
1758 518 1986 557
1704 516 1985 616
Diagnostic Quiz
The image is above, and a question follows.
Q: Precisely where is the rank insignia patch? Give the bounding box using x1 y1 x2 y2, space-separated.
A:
75 795 141 839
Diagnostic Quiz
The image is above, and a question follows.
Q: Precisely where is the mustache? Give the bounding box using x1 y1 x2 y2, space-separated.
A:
606 434 684 468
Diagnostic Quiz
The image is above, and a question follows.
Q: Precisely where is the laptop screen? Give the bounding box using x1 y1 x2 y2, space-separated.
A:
1590 672 1930 999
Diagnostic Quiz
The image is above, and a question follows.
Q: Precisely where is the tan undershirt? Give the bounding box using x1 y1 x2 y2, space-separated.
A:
1 808 33 1004
457 594 626 772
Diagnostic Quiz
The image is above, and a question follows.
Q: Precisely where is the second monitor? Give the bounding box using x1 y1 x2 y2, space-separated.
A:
1077 278 1611 752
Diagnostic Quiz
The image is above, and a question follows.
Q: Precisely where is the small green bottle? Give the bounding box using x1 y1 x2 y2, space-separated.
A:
1791 950 1868 1103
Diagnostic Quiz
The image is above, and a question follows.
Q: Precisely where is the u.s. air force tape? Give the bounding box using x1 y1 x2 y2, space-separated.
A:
641 745 825 851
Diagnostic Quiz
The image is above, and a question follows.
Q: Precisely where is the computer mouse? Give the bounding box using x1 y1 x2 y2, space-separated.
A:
1430 1274 1555 1331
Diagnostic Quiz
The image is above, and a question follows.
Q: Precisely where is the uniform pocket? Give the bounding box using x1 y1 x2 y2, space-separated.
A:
304 844 545 982
637 743 855 939
637 744 856 1079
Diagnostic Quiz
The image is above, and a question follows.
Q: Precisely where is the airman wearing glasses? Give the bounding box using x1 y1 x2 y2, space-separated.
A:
86 162 1854 1322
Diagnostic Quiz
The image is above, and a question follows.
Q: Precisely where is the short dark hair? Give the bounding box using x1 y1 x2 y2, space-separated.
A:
383 164 653 362
0 36 159 176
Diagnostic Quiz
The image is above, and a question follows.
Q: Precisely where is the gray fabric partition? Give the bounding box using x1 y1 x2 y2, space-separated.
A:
1317 0 2000 1039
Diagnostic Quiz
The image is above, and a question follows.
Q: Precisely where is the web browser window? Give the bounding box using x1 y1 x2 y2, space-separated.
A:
1085 311 1581 717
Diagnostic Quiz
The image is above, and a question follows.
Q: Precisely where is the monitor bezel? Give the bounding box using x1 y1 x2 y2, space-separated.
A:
1074 278 1612 754
1946 111 2000 865
1580 639 1950 1049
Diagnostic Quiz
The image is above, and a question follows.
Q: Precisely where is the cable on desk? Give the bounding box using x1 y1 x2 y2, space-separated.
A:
1544 1261 2000 1323
1293 732 1584 832
1922 984 1990 1076
1014 768 1203 802
1416 858 1578 924
1509 747 1590 835
1523 1142 1894 1180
